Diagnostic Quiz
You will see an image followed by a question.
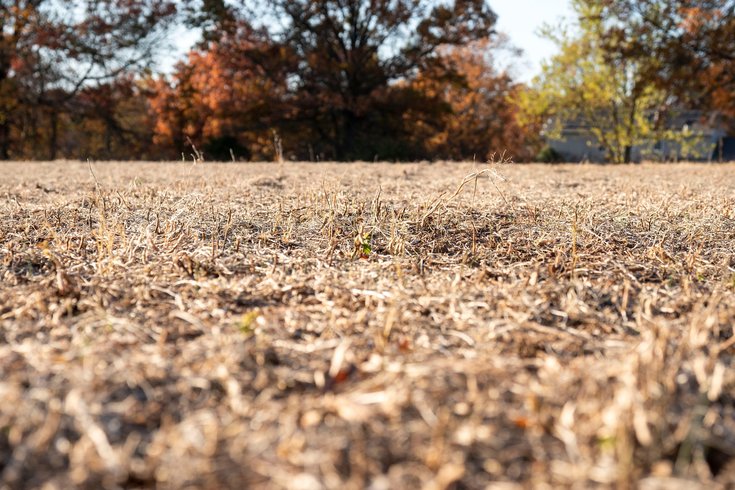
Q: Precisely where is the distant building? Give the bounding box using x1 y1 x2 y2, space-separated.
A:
546 110 735 163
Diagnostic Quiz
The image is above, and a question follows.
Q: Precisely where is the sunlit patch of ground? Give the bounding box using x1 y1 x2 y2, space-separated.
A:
1 161 734 488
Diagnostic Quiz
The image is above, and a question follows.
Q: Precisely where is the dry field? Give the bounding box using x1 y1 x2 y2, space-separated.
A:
1 161 735 489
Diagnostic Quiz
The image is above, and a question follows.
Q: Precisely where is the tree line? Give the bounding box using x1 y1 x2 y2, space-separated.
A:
1 0 733 163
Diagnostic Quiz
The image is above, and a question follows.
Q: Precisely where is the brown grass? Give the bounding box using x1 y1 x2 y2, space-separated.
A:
1 160 734 489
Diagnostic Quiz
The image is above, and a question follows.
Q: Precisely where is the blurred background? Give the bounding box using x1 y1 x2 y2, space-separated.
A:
0 0 733 163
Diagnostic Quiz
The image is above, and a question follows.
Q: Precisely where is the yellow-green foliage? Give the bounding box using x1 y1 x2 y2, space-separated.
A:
517 0 706 163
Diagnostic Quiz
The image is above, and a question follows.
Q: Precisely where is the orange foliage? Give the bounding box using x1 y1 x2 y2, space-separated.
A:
677 4 735 126
150 33 539 162
148 33 285 160
0 0 176 159
679 7 717 32
706 63 735 122
411 38 539 161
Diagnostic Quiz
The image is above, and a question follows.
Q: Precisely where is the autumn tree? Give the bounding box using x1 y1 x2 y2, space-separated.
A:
0 0 177 159
412 37 538 161
205 0 499 161
63 77 158 160
518 0 693 163
148 23 288 161
593 1 735 126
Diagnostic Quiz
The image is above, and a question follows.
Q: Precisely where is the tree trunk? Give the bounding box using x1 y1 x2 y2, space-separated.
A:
49 109 58 161
105 119 113 158
342 109 357 161
330 109 343 160
0 121 9 160
0 74 10 159
624 94 638 164
719 136 724 163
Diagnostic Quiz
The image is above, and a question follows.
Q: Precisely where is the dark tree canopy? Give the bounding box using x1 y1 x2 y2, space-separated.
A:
0 0 177 158
199 0 498 160
5 0 730 162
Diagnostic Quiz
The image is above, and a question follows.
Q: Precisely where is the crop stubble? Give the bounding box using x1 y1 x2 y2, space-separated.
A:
1 161 734 488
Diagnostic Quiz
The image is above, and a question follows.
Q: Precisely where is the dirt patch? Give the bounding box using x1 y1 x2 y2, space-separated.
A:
1 161 734 488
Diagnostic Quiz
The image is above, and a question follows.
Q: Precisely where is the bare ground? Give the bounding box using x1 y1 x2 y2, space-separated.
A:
1 161 734 489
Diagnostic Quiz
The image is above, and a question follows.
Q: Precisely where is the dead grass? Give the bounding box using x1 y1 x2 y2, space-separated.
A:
1 160 734 489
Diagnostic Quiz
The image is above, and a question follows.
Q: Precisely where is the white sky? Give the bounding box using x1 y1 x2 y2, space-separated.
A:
491 0 574 82
162 0 575 83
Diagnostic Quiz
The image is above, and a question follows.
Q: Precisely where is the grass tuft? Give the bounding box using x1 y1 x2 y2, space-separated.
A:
0 161 734 488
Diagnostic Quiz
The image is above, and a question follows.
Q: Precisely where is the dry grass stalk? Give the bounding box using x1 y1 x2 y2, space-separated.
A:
0 161 734 488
